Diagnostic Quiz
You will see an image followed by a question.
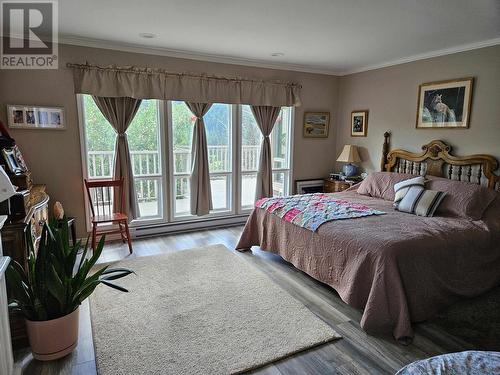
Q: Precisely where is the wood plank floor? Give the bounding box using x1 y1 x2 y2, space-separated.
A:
15 225 473 375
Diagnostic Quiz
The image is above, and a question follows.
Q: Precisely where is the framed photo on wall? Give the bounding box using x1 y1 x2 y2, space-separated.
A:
303 112 330 138
351 110 368 137
7 105 66 130
416 77 473 129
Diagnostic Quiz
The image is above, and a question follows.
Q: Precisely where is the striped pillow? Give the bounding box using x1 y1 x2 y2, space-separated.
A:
396 186 446 217
393 176 426 207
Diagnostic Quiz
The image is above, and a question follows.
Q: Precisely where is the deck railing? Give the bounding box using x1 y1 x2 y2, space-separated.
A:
88 146 261 203
88 145 261 179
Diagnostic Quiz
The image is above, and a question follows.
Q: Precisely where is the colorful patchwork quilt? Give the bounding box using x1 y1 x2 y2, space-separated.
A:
255 193 385 231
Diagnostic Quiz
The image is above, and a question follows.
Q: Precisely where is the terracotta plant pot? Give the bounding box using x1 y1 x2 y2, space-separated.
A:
25 307 79 361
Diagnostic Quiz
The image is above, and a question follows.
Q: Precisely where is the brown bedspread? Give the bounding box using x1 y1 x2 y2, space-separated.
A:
236 190 500 342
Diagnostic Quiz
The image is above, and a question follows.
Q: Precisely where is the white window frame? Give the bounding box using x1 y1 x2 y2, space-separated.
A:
77 95 167 232
237 106 294 213
167 101 237 222
129 99 168 226
270 106 294 198
78 96 294 232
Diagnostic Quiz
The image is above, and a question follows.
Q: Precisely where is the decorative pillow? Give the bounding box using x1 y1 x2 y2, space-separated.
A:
393 176 426 206
480 192 500 230
426 176 497 220
357 172 418 201
396 186 446 217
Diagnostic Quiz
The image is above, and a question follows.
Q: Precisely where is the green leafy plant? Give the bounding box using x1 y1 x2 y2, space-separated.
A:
6 216 133 321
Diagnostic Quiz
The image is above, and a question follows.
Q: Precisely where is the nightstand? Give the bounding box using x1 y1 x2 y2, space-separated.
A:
324 179 350 193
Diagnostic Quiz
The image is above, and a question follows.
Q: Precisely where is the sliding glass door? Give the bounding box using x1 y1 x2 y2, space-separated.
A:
239 105 292 210
81 96 164 221
127 100 163 219
170 102 232 218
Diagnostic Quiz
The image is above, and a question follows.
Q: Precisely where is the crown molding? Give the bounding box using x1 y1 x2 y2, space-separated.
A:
59 35 500 77
339 37 500 76
58 35 341 76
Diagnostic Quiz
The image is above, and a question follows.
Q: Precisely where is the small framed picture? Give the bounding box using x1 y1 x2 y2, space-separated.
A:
2 148 24 175
416 77 473 129
303 112 330 138
7 105 65 130
351 110 368 137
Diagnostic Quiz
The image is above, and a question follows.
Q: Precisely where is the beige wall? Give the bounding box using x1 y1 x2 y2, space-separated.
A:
336 45 500 172
2 43 498 236
0 44 339 236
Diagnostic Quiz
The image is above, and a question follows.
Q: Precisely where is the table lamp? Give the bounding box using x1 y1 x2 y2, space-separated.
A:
336 145 361 177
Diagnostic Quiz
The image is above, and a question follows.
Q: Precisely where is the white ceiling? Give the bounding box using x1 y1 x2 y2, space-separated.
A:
59 0 500 75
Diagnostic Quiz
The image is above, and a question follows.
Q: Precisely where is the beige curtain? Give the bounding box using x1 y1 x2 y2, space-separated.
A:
92 96 142 219
69 63 301 107
185 102 213 216
251 106 282 200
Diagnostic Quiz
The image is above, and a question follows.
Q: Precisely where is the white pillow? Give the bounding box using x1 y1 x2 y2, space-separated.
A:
396 186 446 217
393 176 425 207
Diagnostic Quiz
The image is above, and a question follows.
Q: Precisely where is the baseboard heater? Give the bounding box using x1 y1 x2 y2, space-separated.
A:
134 215 249 238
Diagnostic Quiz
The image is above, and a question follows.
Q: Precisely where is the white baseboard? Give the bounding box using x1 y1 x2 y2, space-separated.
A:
77 215 249 244
134 215 248 238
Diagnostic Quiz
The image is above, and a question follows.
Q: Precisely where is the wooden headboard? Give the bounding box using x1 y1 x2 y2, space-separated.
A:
380 132 499 190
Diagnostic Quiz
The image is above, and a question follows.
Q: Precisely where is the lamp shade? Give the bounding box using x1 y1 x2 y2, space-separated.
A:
0 166 16 203
336 145 361 163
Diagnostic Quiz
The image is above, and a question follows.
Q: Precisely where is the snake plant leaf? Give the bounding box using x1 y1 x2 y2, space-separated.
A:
100 280 129 293
78 266 108 291
72 280 101 305
67 242 81 276
76 236 90 272
7 260 31 294
101 268 135 275
6 265 30 305
6 216 134 321
32 297 47 321
46 265 66 309
100 270 134 281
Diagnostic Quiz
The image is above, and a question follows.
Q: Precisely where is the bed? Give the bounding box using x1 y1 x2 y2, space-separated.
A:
236 134 500 343
396 351 500 374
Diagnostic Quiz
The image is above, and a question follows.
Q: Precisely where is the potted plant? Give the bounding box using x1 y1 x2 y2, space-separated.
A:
6 216 133 361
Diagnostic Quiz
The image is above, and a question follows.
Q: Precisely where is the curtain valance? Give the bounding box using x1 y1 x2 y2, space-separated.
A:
67 63 302 107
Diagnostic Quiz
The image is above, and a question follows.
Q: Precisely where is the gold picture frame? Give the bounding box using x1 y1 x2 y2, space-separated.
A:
303 112 330 138
351 110 368 137
416 77 473 129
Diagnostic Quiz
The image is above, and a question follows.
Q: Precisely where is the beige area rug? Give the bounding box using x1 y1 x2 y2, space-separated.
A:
90 244 341 374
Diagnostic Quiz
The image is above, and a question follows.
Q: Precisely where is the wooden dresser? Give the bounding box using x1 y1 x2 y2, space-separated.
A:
1 184 49 348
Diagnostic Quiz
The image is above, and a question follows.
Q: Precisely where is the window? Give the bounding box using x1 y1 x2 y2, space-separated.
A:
240 106 292 209
171 102 232 217
82 95 163 220
83 95 116 180
127 100 162 219
81 95 292 227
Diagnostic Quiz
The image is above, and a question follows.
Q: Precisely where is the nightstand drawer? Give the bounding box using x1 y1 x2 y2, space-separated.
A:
324 179 350 193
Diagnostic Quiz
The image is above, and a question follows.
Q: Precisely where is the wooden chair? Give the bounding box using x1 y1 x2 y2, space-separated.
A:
84 178 133 254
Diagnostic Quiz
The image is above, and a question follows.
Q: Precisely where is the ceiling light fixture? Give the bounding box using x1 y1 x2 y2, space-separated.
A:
271 52 284 57
139 33 156 39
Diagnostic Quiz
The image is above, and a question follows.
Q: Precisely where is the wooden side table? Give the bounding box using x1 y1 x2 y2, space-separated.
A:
324 179 351 193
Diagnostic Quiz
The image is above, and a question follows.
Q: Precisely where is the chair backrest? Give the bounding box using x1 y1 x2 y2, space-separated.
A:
84 178 124 217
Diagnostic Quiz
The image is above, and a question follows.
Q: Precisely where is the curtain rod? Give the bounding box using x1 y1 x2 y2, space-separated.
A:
66 63 302 88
